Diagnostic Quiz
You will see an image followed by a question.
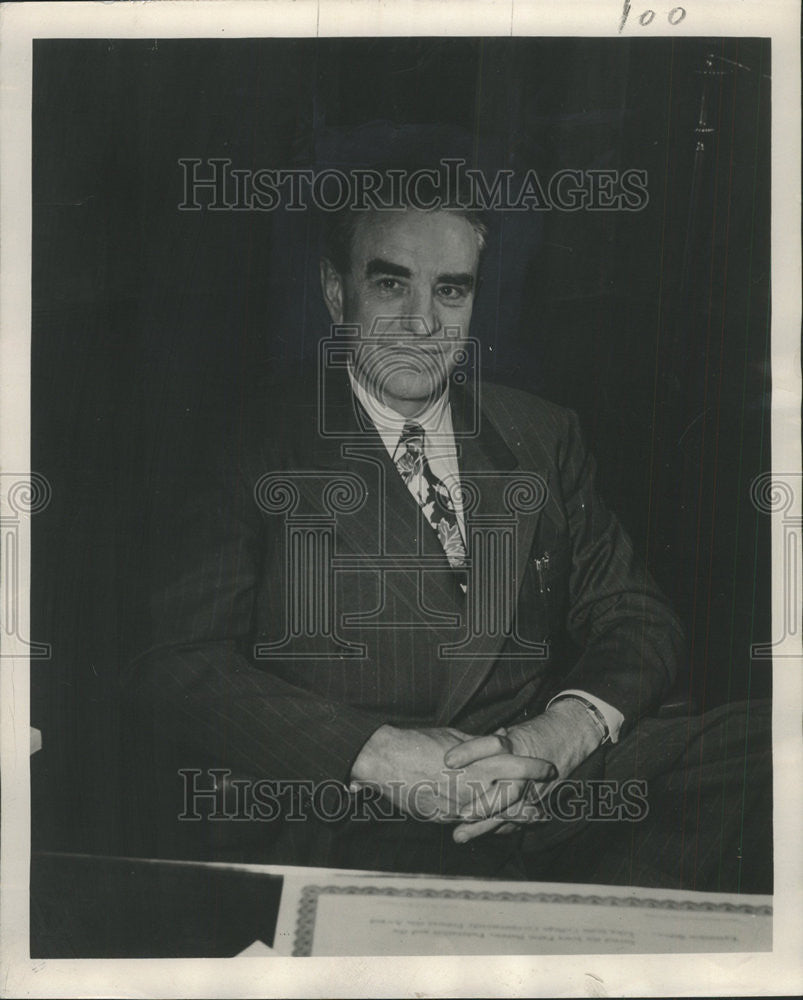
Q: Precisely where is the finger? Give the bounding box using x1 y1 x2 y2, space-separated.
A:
458 775 521 820
444 734 511 768
452 799 548 840
496 800 548 824
522 776 560 805
348 779 375 793
453 815 506 843
455 761 556 820
463 754 559 784
459 796 548 826
491 727 514 754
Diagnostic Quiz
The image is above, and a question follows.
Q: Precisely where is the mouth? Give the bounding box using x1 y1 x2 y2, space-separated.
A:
357 342 454 380
387 340 450 352
402 345 445 355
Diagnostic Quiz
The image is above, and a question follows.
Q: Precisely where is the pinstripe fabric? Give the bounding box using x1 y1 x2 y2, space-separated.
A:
519 700 773 894
124 372 692 867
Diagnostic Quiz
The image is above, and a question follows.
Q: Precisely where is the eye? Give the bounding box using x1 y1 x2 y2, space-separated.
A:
437 284 467 301
376 277 401 292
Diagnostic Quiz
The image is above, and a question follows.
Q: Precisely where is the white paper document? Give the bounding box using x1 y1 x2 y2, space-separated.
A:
274 871 772 956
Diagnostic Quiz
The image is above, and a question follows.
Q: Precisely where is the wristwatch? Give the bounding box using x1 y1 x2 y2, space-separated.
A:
549 693 611 745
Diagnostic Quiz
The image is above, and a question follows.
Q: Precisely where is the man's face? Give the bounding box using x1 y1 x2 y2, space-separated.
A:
321 208 480 414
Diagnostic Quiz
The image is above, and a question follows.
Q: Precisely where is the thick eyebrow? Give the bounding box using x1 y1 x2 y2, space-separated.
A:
364 258 475 291
437 272 475 290
365 258 412 279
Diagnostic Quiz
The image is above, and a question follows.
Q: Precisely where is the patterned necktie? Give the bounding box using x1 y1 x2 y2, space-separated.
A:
394 421 467 569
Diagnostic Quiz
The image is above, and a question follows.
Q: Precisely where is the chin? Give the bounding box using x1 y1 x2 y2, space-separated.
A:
389 382 440 404
382 368 446 401
362 351 450 401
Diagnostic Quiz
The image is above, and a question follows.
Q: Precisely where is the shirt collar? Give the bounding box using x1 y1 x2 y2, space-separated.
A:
347 366 454 454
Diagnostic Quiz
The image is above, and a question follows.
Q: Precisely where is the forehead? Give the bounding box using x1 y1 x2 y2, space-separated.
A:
350 209 480 274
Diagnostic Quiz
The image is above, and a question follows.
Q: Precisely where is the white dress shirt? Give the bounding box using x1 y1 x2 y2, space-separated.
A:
348 369 624 743
349 370 466 542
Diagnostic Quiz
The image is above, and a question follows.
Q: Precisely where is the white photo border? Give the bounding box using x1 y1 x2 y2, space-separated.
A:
1 1 800 997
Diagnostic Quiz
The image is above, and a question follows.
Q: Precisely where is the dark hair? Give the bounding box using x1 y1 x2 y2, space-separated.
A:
321 165 489 274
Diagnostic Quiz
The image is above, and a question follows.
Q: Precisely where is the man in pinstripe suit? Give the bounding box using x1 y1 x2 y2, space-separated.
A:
126 185 772 891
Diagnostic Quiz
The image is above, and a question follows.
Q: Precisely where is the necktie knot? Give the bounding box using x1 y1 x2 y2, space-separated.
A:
395 422 425 479
399 420 425 451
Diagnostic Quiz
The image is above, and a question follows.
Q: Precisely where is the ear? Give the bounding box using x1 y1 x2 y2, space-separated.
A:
319 257 344 324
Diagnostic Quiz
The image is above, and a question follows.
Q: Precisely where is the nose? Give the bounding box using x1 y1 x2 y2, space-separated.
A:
401 286 441 337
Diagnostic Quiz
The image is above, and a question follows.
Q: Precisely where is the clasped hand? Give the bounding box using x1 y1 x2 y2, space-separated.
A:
350 700 601 844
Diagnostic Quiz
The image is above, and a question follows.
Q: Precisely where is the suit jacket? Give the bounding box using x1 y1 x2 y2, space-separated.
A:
125 369 684 801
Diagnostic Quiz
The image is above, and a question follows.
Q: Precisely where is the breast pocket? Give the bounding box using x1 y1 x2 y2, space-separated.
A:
520 541 571 642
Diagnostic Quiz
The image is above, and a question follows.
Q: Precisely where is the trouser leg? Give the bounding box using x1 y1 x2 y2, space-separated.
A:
521 699 773 894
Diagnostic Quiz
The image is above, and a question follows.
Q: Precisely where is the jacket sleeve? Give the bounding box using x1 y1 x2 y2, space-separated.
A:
122 429 384 787
552 409 686 729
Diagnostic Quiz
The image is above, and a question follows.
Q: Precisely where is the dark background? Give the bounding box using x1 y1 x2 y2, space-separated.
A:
30 37 771 855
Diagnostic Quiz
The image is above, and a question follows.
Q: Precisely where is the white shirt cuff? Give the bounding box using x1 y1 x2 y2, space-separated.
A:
546 689 624 743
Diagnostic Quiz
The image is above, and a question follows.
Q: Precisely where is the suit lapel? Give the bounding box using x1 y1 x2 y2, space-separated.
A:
435 379 549 724
307 370 464 632
300 369 551 724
